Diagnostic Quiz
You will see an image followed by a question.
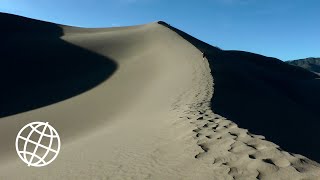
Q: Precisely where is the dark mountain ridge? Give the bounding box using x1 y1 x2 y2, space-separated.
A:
287 57 320 74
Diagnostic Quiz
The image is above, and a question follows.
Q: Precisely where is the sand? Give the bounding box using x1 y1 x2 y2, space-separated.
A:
1 13 320 179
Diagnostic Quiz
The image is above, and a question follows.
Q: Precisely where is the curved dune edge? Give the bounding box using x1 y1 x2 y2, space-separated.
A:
0 13 118 118
159 22 320 179
0 14 320 179
0 18 223 179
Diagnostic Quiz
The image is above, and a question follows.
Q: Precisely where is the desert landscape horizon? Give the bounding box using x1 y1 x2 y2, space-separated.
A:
1 12 320 179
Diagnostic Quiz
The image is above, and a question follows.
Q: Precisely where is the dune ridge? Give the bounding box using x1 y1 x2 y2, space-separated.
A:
0 13 320 179
159 22 320 179
0 13 117 118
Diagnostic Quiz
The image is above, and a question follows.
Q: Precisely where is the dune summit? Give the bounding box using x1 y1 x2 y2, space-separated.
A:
0 13 320 179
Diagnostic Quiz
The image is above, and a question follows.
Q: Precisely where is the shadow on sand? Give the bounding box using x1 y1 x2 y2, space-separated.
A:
0 13 117 118
159 21 320 163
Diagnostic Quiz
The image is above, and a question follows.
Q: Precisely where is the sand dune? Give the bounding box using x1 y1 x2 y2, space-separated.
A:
1 13 320 179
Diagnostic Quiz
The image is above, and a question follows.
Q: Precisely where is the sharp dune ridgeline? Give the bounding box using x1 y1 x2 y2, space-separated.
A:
1 13 320 179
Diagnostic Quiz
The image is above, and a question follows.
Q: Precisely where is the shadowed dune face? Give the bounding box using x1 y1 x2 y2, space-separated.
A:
209 51 320 162
159 22 320 162
0 13 117 118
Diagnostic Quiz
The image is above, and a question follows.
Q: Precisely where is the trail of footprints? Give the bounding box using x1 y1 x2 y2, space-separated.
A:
173 55 320 179
180 102 320 179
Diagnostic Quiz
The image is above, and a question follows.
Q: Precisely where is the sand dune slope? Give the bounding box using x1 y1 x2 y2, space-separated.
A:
1 14 320 179
0 13 221 179
160 22 320 179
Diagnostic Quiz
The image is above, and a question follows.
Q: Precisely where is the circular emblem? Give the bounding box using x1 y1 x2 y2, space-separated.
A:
15 121 61 167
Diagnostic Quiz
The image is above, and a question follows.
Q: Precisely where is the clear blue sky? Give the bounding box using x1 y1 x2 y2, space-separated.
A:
1 0 319 61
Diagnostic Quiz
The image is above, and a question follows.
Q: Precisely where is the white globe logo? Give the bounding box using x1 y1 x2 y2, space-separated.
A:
15 121 61 167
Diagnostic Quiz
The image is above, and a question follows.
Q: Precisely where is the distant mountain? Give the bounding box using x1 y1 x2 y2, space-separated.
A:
287 57 320 74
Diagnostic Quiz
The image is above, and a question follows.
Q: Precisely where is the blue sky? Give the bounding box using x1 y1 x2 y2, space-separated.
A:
1 0 319 60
